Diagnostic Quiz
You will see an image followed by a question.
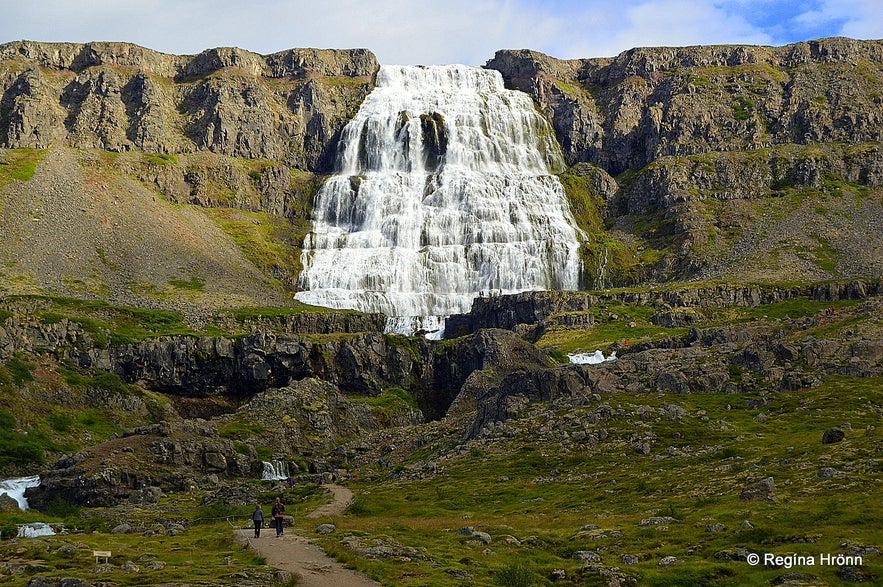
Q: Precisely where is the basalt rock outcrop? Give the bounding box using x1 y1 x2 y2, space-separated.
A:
465 309 883 438
447 280 883 338
487 38 883 175
488 38 883 284
0 303 548 419
25 377 426 508
0 41 378 172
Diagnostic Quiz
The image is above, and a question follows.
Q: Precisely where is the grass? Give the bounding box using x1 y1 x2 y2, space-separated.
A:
0 519 276 586
168 276 206 291
306 374 883 586
4 355 34 386
732 95 755 121
0 148 46 188
0 283 879 585
2 295 204 345
537 302 680 353
535 293 867 354
0 410 69 466
205 208 310 291
350 387 420 412
141 152 179 166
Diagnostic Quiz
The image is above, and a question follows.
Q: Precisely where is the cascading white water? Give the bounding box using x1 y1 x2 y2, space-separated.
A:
262 460 288 481
295 64 583 336
0 475 39 510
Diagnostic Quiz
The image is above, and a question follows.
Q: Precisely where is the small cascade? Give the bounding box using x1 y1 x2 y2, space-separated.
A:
568 350 617 364
17 522 57 538
295 64 583 336
261 460 289 481
0 475 40 510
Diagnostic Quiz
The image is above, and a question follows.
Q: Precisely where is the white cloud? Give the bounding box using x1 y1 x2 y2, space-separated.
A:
0 0 879 65
818 0 883 39
586 0 773 57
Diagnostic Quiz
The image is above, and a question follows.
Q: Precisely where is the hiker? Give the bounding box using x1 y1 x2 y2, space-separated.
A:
271 497 285 536
251 504 264 538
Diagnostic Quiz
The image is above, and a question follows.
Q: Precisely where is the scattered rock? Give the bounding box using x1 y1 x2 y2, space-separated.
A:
639 516 676 526
22 579 96 587
445 568 473 580
621 554 640 565
838 566 877 582
0 493 21 512
658 556 682 566
634 442 652 455
706 523 726 533
316 524 335 534
817 467 843 478
573 551 601 563
771 572 822 585
740 477 775 501
822 427 846 444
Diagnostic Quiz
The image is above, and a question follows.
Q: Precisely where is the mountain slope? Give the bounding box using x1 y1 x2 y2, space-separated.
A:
487 37 883 285
0 147 290 311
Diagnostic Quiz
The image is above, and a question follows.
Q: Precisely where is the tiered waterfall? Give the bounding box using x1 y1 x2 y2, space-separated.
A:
295 65 583 336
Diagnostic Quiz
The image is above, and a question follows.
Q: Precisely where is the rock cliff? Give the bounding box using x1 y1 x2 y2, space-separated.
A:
487 38 883 174
0 41 378 171
488 37 883 284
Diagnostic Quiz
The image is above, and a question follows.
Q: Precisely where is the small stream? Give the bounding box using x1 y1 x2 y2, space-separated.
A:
0 475 59 537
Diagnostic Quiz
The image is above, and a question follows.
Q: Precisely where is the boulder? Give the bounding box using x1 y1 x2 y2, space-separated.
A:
822 427 846 444
0 492 21 512
740 477 775 501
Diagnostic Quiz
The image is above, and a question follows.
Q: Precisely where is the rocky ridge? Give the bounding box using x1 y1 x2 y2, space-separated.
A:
487 37 883 284
1 41 378 171
486 37 883 174
8 283 881 509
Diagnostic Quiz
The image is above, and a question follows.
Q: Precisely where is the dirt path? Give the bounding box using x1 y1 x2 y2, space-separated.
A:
234 484 381 587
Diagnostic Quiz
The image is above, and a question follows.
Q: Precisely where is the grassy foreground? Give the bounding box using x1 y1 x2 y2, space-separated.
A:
306 376 881 586
0 483 326 586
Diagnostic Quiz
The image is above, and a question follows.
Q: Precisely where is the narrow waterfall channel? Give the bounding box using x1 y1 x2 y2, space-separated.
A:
295 65 583 337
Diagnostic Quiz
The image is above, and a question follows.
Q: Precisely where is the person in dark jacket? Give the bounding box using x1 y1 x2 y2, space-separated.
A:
271 497 285 536
251 504 264 538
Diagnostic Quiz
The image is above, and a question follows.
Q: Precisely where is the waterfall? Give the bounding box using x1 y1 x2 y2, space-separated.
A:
17 522 57 538
568 350 617 364
0 475 40 510
295 65 583 337
262 460 288 481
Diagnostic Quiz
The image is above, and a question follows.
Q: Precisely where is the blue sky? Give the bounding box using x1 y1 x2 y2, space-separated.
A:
1 0 880 65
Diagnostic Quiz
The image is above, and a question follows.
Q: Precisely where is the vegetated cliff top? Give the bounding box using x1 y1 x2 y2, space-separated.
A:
0 40 379 79
489 36 883 84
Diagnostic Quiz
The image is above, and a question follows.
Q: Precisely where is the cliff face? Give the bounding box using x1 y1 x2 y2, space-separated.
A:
487 38 883 284
487 38 883 174
0 41 378 171
1 38 881 299
0 42 379 304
